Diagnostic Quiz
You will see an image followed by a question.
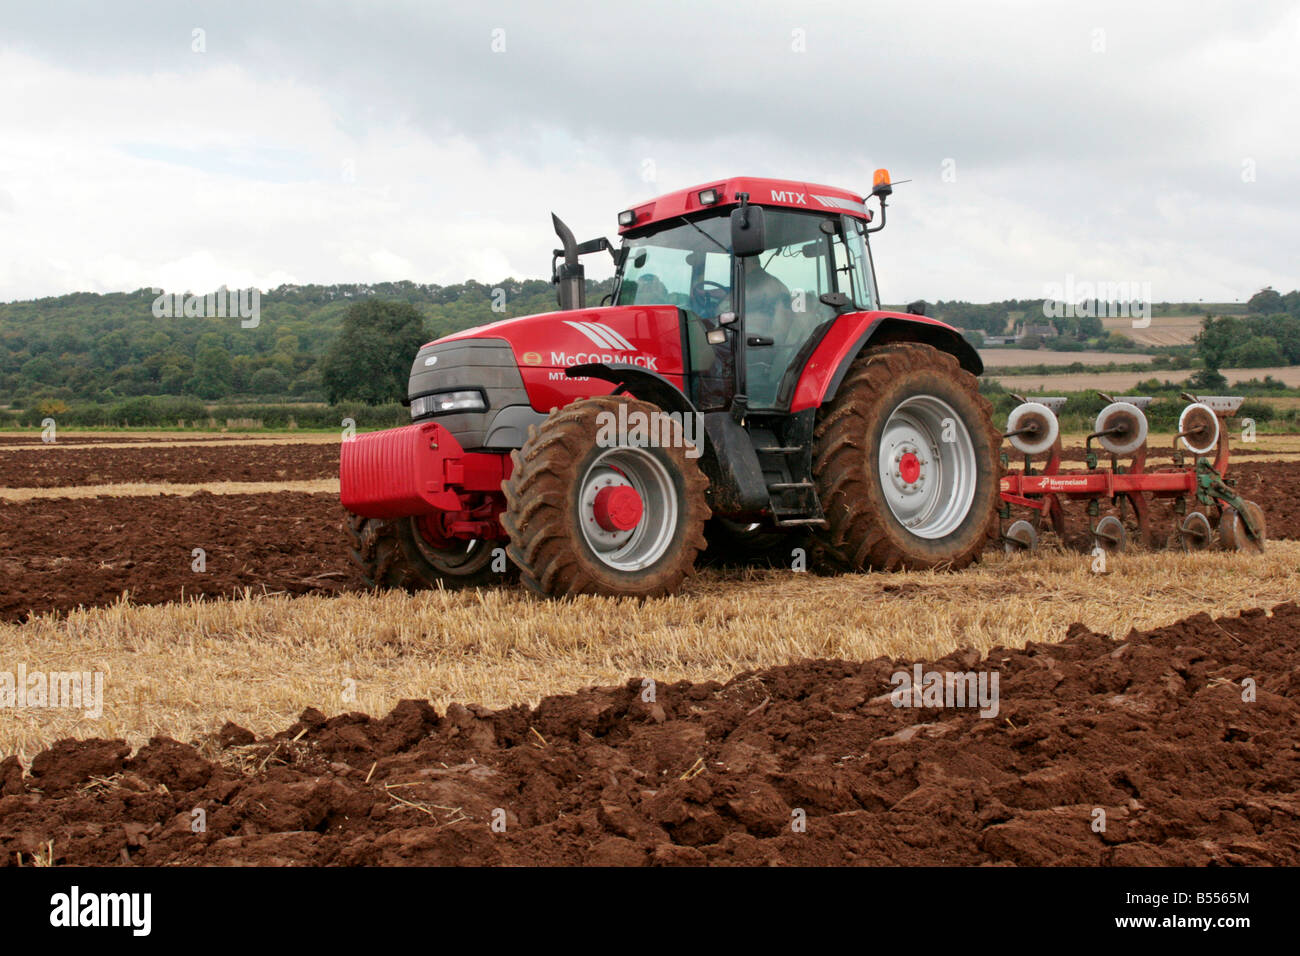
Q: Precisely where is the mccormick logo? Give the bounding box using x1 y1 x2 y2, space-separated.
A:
553 320 659 369
563 320 637 351
550 352 659 370
521 351 542 365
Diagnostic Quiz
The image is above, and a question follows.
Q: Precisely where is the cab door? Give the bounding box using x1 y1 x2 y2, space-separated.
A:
682 247 740 412
739 211 841 409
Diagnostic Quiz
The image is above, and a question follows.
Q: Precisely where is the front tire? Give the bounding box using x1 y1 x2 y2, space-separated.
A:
811 343 1000 571
502 395 710 598
346 512 502 590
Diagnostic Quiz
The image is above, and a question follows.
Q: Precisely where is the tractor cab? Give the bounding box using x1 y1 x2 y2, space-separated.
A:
612 198 879 409
552 175 891 414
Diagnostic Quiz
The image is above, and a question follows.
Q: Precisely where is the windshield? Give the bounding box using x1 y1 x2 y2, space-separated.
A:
616 210 875 315
616 214 732 317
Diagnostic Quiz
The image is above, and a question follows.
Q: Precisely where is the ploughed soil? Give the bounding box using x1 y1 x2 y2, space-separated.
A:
0 443 338 487
0 493 359 622
0 460 1297 620
0 434 331 445
3 603 1297 866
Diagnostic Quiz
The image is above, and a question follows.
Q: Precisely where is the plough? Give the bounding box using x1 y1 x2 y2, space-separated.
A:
998 392 1266 555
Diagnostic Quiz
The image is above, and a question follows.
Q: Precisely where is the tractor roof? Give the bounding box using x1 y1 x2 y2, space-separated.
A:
617 176 871 235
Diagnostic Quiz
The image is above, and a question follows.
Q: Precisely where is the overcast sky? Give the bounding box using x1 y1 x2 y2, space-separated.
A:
1 0 1297 305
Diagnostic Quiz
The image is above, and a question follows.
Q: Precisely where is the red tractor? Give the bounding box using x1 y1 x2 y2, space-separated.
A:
340 172 1001 597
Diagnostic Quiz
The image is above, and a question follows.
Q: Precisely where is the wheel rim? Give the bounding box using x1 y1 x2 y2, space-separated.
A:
878 394 977 540
579 446 678 571
410 516 492 575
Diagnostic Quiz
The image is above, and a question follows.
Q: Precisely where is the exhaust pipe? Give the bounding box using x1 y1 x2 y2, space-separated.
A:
551 213 585 311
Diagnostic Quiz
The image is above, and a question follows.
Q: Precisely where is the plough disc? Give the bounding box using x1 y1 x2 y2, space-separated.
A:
1093 514 1126 554
1177 511 1213 552
1005 402 1059 457
1178 403 1220 456
1094 402 1148 456
1220 500 1266 555
1003 519 1038 554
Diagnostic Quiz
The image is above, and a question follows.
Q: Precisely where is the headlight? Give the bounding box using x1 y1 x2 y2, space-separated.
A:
410 390 486 418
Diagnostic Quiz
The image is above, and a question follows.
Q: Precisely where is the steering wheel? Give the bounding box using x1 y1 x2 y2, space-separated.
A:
689 279 729 317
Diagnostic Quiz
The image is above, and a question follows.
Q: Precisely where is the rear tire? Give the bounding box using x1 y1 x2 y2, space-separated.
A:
502 395 710 597
345 512 503 590
811 342 1000 571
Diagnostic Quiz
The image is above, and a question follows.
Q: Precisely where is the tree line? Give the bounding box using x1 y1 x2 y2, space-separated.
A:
3 280 1298 412
0 278 608 408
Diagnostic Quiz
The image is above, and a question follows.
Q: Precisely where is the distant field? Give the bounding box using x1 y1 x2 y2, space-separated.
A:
980 349 1154 368
978 313 1210 359
988 365 1300 392
1102 313 1205 347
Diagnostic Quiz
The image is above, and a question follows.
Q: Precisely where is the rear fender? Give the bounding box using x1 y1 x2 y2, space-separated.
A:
788 312 982 413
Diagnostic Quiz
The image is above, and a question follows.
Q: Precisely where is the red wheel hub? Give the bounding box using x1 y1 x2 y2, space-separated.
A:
899 451 922 485
416 512 457 547
593 485 643 532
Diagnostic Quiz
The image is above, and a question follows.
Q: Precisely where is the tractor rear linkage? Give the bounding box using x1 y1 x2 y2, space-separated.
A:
998 391 1267 556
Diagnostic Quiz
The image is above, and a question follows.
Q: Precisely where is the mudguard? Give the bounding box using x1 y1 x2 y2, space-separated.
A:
788 312 981 413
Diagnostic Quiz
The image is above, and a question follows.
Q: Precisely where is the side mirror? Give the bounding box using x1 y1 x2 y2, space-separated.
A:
819 292 851 310
730 205 766 257
906 300 928 316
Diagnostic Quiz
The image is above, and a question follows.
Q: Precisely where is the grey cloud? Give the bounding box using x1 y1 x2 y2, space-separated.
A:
3 0 1298 300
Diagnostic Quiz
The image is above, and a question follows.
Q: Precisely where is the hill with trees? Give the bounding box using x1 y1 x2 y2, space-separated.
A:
2 281 1298 420
0 278 613 409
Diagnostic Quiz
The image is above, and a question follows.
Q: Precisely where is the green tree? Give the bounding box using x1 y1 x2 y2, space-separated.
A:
93 330 132 370
250 367 288 394
1229 335 1285 368
1283 290 1300 318
1075 314 1104 339
1247 287 1284 314
1195 315 1242 370
21 355 58 385
192 346 234 399
321 299 428 404
159 364 187 393
1255 314 1300 363
1186 367 1228 391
